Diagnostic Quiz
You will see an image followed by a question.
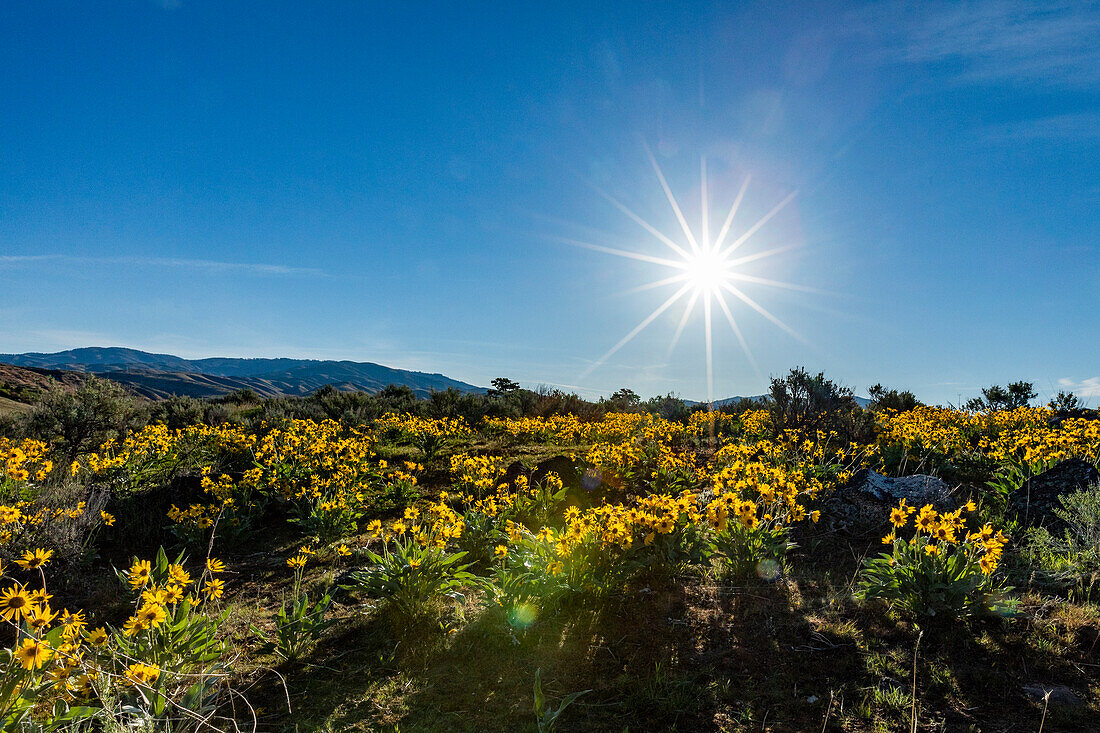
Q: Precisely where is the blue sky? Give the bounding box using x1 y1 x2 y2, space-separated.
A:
1 1 1098 404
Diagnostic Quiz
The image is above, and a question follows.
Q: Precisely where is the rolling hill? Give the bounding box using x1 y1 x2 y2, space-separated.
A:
0 348 485 400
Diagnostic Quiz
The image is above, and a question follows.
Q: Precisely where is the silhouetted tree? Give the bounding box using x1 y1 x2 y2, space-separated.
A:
487 377 521 397
868 383 921 412
768 367 859 437
604 388 642 413
964 381 1036 412
1048 390 1082 412
644 393 690 422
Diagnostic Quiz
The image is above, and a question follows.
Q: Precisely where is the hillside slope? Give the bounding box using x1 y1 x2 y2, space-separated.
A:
0 348 485 399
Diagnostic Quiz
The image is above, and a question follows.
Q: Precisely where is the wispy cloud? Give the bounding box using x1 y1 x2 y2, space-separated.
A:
0 254 324 277
1057 377 1100 398
870 1 1100 86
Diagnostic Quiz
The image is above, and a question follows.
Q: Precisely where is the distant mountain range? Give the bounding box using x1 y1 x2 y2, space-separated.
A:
682 396 766 407
0 347 485 400
0 347 872 406
684 394 872 408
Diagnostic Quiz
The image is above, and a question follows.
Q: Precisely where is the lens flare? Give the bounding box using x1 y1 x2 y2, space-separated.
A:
572 146 813 404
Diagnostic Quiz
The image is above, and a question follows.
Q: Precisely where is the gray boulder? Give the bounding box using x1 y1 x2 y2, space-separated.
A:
821 469 954 537
1022 683 1083 707
1015 458 1099 528
498 455 581 491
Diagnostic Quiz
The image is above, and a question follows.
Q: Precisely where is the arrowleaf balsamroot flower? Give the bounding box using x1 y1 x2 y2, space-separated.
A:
128 559 152 589
16 547 53 571
124 662 160 686
14 637 52 670
0 585 35 622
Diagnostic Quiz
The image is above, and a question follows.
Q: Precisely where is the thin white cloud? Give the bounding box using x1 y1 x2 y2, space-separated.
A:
1057 377 1100 398
868 1 1100 86
0 255 60 263
0 254 324 277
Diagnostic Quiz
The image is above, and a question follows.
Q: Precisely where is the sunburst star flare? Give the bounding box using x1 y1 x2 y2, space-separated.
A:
575 151 811 405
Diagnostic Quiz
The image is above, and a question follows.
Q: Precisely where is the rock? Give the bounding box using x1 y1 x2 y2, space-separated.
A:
821 469 954 537
498 456 581 491
1014 458 1099 528
105 472 206 548
1075 625 1099 658
532 455 581 490
499 460 532 487
1022 683 1083 707
1045 408 1100 429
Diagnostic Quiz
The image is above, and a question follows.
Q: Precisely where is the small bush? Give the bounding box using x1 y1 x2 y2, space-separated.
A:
964 381 1036 412
1026 483 1100 599
857 501 1016 619
252 552 335 662
343 531 475 623
768 367 868 442
21 377 146 462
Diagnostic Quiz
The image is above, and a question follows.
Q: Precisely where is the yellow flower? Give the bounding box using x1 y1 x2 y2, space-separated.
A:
206 558 226 574
100 511 115 526
14 637 52 670
16 548 53 571
203 578 225 600
915 507 938 534
336 544 351 557
128 560 152 589
26 604 58 632
167 565 192 587
889 506 909 528
494 545 508 560
68 673 96 697
141 586 169 606
287 555 307 570
124 663 160 686
85 627 109 646
0 585 36 622
122 615 147 636
882 532 896 545
135 602 167 629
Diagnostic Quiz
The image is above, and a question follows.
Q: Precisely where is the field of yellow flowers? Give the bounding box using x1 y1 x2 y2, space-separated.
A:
0 405 1098 731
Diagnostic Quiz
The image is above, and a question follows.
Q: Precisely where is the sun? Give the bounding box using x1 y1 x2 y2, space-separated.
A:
682 247 731 295
563 144 813 405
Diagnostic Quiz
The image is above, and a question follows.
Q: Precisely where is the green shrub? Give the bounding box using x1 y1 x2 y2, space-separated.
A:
252 554 335 662
342 535 475 622
712 520 795 580
22 377 146 461
857 502 1016 619
1026 483 1100 600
